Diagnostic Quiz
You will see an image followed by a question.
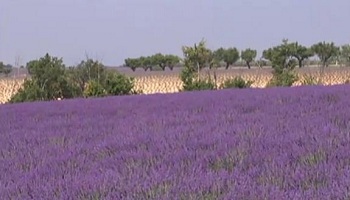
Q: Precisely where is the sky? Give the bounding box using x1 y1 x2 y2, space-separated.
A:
1 0 350 67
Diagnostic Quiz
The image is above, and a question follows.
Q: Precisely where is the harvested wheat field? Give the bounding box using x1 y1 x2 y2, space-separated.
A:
128 67 350 94
1 67 350 104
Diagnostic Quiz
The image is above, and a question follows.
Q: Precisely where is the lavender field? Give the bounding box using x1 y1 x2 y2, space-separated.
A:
1 85 350 199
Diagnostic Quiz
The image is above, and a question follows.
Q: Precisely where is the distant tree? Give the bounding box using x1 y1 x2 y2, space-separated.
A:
164 54 181 70
213 47 225 66
139 56 153 71
311 41 339 68
124 58 139 71
3 68 12 77
241 48 257 69
0 62 5 74
0 62 12 76
214 47 239 69
152 53 167 70
289 42 313 68
340 44 350 66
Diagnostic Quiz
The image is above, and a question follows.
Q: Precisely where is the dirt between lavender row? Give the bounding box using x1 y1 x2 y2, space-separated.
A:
1 66 350 103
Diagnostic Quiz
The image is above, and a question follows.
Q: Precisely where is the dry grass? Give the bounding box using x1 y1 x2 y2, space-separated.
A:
1 67 350 104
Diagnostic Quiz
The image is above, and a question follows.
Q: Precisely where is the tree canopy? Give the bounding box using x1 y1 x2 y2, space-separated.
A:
311 42 339 68
124 54 181 71
213 47 239 69
241 48 257 69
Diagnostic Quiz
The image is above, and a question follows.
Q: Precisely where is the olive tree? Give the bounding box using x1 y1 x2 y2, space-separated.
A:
241 48 257 69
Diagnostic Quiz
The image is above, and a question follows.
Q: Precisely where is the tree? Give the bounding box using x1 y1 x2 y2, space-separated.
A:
241 48 257 69
289 42 313 68
224 48 240 69
214 47 239 69
164 54 181 70
3 64 13 77
182 39 212 76
152 53 167 70
340 44 350 66
10 53 76 103
68 59 106 93
311 41 339 68
263 39 298 87
0 62 5 74
124 58 139 71
139 56 153 71
180 39 216 91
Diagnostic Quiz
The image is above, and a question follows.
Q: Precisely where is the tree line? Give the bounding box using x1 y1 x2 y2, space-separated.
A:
123 40 350 71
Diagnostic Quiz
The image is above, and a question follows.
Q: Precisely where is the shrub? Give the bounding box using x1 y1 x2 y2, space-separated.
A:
220 76 253 89
103 72 140 95
266 70 298 87
9 79 45 103
185 79 216 91
83 80 107 98
9 54 77 103
301 74 320 86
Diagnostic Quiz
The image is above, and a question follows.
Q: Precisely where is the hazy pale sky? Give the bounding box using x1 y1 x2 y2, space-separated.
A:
1 0 350 66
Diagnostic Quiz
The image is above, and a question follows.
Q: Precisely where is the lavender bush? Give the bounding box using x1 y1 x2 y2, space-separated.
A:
1 85 350 199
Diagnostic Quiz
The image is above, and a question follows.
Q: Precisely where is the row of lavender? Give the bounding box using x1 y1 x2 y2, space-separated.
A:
1 85 350 199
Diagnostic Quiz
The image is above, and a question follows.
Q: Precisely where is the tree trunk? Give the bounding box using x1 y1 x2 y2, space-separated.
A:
298 59 303 68
246 61 251 69
225 62 229 70
159 64 165 71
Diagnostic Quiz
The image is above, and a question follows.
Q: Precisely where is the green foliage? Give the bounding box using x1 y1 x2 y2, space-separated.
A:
340 44 350 66
182 79 216 91
241 48 257 69
267 70 298 87
125 54 181 71
289 42 313 68
103 72 139 95
182 40 213 72
124 58 139 71
9 79 45 103
0 63 13 76
301 74 320 85
151 53 181 71
164 54 181 70
67 59 106 94
139 56 153 71
83 80 107 98
10 53 76 103
180 39 217 91
263 39 299 87
214 47 239 69
220 76 253 89
9 54 140 103
0 62 5 71
311 42 339 67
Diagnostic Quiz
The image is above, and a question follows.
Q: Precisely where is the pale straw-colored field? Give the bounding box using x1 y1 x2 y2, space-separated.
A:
1 67 350 104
